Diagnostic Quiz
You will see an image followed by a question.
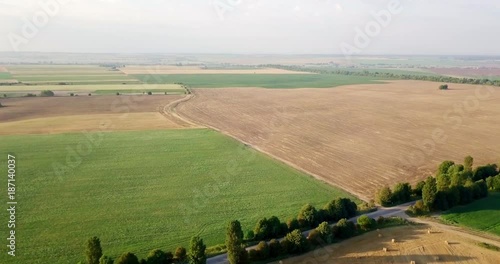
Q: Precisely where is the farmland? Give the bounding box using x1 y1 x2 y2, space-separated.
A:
134 74 383 88
120 65 311 74
177 81 500 200
4 65 142 84
441 192 500 236
0 84 185 97
0 129 358 263
278 224 500 264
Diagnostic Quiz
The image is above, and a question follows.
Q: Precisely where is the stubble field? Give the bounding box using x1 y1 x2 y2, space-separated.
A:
278 224 500 264
177 81 500 200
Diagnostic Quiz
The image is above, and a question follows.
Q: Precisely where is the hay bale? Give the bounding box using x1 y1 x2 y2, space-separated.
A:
445 240 449 245
392 238 396 243
428 229 432 234
383 247 388 252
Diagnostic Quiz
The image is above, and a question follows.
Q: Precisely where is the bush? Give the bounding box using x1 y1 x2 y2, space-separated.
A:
282 230 309 254
439 84 449 90
146 249 172 264
70 93 75 96
297 204 318 228
376 186 393 206
408 200 427 215
40 90 55 97
116 92 120 96
334 218 356 239
88 93 92 96
174 247 187 262
357 215 376 231
268 239 282 258
147 91 152 95
115 252 139 264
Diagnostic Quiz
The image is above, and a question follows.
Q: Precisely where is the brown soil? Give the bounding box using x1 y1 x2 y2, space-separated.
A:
177 81 500 200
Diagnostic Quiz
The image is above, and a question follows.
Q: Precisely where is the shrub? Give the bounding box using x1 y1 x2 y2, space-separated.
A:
115 252 139 264
70 93 75 96
357 215 376 231
334 218 356 239
174 246 187 262
40 90 55 97
439 84 449 90
147 91 153 95
88 93 92 96
376 186 393 206
268 239 282 258
282 229 309 254
297 204 318 228
315 221 333 243
3 94 6 97
146 249 171 264
116 92 120 96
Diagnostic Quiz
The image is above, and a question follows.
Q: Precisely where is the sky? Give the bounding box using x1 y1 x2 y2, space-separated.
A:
0 0 499 55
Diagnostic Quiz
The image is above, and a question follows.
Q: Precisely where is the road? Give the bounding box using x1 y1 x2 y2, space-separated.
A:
207 201 416 264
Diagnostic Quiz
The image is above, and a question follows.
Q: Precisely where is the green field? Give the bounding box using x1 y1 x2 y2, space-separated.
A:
441 192 500 236
0 129 357 263
0 72 13 79
134 74 383 88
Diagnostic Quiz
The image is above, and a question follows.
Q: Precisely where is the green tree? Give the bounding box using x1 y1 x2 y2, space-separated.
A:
286 218 300 232
99 256 114 264
268 239 282 258
376 186 393 206
116 252 139 264
188 236 206 264
226 220 247 264
255 241 269 260
357 215 376 231
436 173 451 191
464 155 474 171
392 182 412 203
437 161 455 175
315 221 333 243
174 247 187 262
282 230 309 254
146 249 170 264
40 90 55 97
334 218 356 239
413 181 425 196
297 204 318 228
422 176 438 210
85 236 103 264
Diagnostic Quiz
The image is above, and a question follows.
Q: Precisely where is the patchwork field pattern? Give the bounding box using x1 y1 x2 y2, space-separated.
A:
120 65 311 74
177 81 500 200
0 129 358 263
0 84 184 96
5 65 141 84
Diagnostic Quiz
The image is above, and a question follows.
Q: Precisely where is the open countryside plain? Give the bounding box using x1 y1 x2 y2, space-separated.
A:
278 224 500 264
177 81 500 200
0 129 358 263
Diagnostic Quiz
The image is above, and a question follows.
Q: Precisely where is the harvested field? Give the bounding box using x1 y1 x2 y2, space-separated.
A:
0 84 183 94
0 66 7 72
120 65 312 74
0 95 182 121
0 113 186 135
277 225 500 264
177 81 500 200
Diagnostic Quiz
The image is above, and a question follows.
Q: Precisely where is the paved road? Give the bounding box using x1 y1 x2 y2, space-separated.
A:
207 201 416 264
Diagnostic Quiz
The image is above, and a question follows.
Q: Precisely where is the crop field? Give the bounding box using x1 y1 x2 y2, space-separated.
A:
120 65 311 74
0 95 185 122
441 193 500 236
0 84 184 96
5 65 141 84
279 225 500 264
134 74 382 88
429 67 500 79
177 81 500 200
0 129 358 263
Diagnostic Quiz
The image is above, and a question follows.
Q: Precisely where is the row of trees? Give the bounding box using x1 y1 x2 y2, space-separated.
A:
375 182 418 207
408 156 498 214
249 198 357 242
82 236 206 264
265 65 500 87
228 216 406 263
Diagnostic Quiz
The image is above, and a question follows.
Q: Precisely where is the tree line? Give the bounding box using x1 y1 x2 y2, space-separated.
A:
227 216 407 263
81 235 206 264
406 156 499 215
264 64 500 87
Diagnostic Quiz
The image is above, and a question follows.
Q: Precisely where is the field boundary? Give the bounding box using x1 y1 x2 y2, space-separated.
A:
168 89 370 202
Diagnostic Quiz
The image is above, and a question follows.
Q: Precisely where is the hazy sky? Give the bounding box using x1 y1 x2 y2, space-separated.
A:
0 0 499 55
